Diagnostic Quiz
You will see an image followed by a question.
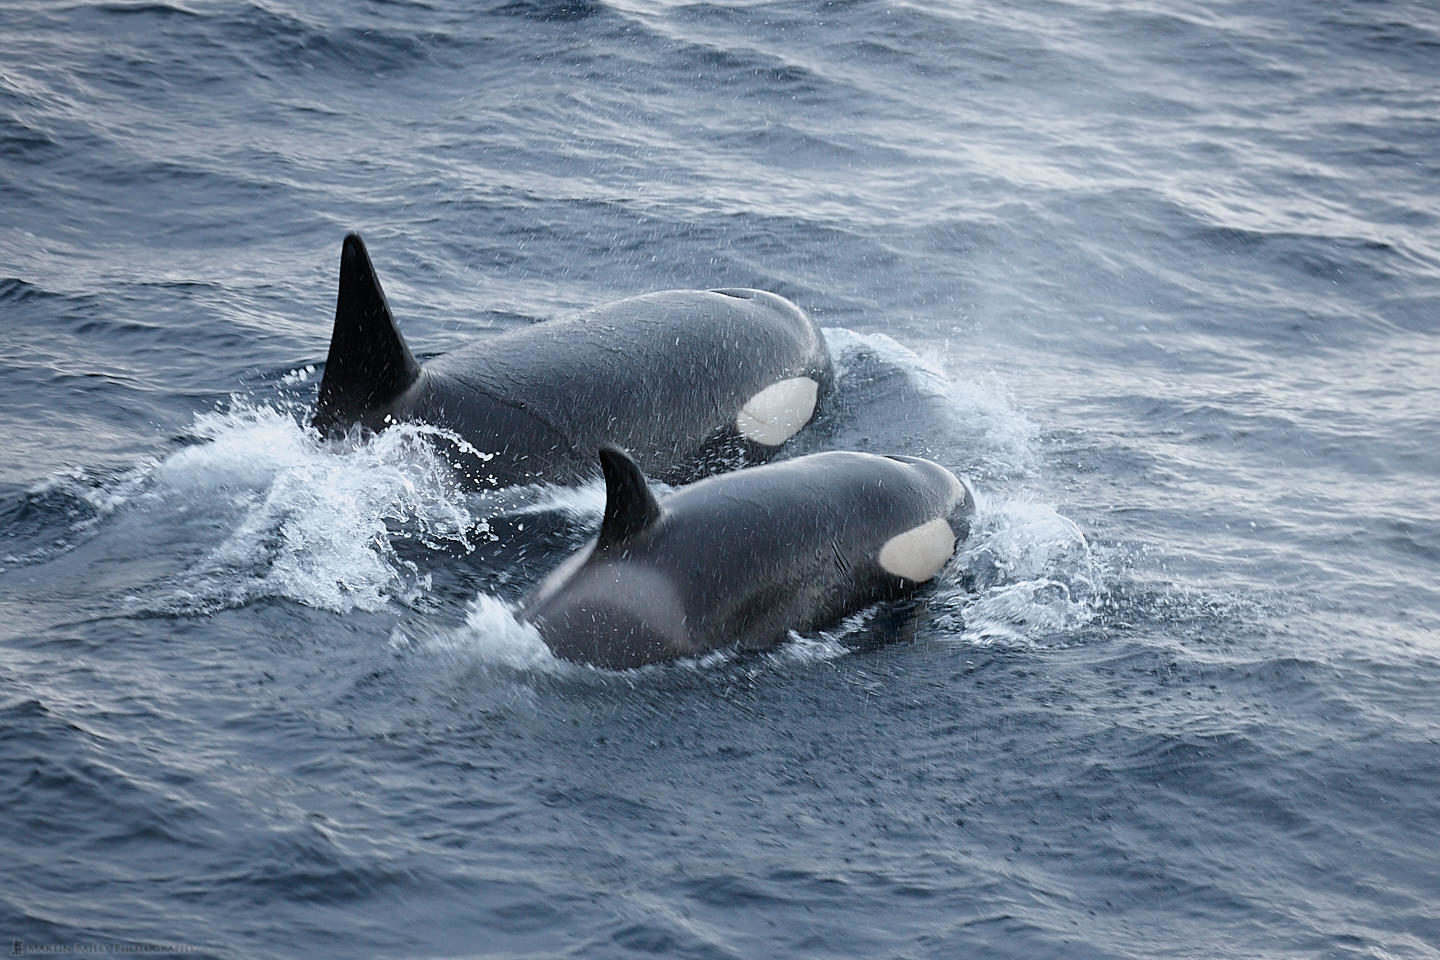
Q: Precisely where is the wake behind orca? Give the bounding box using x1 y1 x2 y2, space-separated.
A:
312 234 833 487
522 446 975 668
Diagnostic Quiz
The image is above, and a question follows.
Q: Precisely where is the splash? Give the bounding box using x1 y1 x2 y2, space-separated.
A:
109 399 494 614
773 609 881 664
934 495 1104 648
820 326 1101 649
820 327 1041 482
500 476 608 526
400 592 560 672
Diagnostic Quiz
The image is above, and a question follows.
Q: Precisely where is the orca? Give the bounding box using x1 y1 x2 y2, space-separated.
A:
312 234 833 486
520 446 975 668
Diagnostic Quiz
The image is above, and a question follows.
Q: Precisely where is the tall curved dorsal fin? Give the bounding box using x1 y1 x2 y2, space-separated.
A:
597 445 662 550
312 233 421 434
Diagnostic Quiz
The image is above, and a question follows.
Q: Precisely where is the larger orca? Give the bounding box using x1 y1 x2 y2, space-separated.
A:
520 446 975 668
312 234 832 486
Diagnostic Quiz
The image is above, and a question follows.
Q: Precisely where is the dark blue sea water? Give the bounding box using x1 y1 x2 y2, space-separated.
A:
3 1 1439 957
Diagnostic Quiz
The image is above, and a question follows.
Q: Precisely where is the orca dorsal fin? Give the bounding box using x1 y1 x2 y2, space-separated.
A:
312 233 421 434
597 445 663 550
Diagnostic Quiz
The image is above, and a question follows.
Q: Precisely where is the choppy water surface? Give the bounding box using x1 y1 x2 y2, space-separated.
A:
2 1 1438 957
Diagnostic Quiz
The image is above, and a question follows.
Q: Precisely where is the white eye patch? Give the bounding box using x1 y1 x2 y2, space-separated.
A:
877 518 956 581
734 377 819 446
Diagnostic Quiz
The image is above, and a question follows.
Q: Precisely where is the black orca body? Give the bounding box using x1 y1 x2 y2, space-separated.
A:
520 447 975 669
312 234 833 486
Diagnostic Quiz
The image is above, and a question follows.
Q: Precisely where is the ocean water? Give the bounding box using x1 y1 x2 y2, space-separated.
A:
2 1 1438 957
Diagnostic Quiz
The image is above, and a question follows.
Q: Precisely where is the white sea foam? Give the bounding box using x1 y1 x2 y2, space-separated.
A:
935 495 1103 648
500 476 607 526
99 399 493 614
499 472 679 527
404 592 560 671
772 608 883 664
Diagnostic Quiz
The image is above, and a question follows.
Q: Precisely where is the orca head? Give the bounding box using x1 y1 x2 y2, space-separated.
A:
710 288 833 449
735 376 822 447
709 287 808 323
874 454 975 583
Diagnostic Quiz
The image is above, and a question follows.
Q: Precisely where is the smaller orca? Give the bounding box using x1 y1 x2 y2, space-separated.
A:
311 234 832 487
520 446 975 668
